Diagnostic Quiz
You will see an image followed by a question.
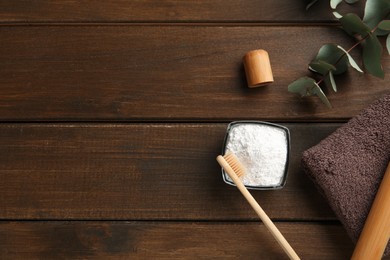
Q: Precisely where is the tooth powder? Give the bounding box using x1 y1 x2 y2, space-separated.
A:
223 122 289 189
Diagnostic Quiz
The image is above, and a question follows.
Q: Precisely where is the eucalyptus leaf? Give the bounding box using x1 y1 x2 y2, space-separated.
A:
331 0 359 8
327 71 337 92
331 0 343 9
387 34 390 54
306 0 319 10
345 0 359 4
309 60 336 75
363 35 384 78
378 20 390 31
288 77 316 97
333 12 343 19
311 82 333 108
324 76 333 92
323 72 337 92
315 44 349 75
288 77 332 108
363 0 390 36
339 13 371 37
337 45 363 72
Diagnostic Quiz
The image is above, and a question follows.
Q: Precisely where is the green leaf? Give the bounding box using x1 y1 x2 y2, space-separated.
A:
288 77 332 108
339 13 371 37
324 76 333 92
333 12 343 19
363 0 390 36
336 45 363 73
331 0 343 9
325 71 337 92
315 44 349 75
378 20 390 31
363 35 384 78
306 0 319 10
387 34 390 54
323 72 337 92
331 0 359 8
288 77 316 97
345 0 359 4
309 60 336 75
311 82 333 108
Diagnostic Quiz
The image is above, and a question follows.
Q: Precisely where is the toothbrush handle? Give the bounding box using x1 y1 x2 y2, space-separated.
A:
351 162 390 260
233 175 300 260
217 156 300 260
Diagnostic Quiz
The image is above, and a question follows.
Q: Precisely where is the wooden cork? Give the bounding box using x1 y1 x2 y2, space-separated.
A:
243 49 274 88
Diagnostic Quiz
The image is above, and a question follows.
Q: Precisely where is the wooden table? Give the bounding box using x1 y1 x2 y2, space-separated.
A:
0 1 389 259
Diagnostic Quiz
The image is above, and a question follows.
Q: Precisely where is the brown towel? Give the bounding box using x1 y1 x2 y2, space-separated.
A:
302 93 390 256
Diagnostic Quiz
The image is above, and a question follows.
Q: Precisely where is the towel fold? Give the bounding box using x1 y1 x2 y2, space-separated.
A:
302 93 390 255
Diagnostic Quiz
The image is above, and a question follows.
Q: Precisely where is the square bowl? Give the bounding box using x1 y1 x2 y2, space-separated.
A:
221 121 290 190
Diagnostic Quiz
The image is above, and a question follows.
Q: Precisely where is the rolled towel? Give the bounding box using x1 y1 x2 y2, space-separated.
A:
302 93 390 256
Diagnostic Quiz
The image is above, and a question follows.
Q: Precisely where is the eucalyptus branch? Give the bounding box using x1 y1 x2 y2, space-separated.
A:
288 0 390 108
316 19 384 86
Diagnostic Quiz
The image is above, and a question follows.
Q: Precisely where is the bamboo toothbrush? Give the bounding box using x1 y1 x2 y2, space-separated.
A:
217 152 300 260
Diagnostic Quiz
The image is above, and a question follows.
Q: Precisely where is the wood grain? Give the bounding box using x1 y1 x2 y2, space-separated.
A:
0 0 364 23
1 1 387 259
0 221 356 259
0 123 337 220
0 26 388 121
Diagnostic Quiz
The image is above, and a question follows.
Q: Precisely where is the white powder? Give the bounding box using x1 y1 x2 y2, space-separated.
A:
224 123 288 188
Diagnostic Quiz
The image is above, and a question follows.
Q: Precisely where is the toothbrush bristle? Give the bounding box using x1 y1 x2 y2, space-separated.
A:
223 153 245 178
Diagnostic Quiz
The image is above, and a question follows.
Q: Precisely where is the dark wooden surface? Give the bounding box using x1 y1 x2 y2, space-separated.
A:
0 1 389 259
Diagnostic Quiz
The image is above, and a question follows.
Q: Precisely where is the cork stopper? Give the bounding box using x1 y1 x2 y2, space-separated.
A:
243 49 274 88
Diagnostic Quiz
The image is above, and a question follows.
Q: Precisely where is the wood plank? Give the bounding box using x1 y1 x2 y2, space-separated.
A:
0 123 338 220
0 25 388 121
0 0 364 23
0 221 358 259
